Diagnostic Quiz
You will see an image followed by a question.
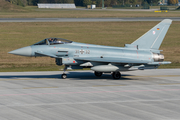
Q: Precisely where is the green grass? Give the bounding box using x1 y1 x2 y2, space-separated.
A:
0 21 180 71
159 63 180 69
0 0 27 12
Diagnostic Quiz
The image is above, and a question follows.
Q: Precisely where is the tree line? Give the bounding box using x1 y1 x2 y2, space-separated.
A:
5 0 179 7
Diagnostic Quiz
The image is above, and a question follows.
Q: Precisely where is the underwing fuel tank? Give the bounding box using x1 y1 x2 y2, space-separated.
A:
91 65 128 72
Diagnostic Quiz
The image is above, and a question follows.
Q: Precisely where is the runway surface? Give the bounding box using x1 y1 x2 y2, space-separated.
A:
1 17 180 22
0 69 180 120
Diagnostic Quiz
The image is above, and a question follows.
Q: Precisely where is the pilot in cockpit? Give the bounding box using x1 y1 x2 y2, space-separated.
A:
48 38 53 42
48 38 53 44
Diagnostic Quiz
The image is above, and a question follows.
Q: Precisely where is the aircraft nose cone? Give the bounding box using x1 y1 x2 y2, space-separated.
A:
8 46 32 56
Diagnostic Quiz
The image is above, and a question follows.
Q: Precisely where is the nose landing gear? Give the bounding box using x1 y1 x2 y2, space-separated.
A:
61 74 67 79
61 66 67 79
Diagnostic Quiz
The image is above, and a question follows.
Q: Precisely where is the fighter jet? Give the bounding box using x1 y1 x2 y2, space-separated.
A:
9 19 172 79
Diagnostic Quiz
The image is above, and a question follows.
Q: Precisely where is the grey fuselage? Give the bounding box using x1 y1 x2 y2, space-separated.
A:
31 41 153 66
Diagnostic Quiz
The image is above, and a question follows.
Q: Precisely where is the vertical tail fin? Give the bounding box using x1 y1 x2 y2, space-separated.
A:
131 19 172 50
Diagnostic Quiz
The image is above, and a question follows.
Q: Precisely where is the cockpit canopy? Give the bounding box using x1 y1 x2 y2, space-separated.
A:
34 38 73 45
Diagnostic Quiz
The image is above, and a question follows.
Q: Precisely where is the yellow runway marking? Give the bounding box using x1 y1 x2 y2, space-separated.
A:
154 10 168 12
159 83 180 85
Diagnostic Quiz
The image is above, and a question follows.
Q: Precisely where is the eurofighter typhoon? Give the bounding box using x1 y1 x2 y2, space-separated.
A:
9 19 172 79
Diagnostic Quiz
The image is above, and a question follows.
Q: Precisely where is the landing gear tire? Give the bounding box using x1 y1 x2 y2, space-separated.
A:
94 71 102 77
112 72 121 79
61 74 67 79
61 65 68 79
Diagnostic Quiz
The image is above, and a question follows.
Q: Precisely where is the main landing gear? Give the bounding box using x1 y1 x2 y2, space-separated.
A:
61 65 122 79
94 71 121 79
112 71 121 79
94 71 103 77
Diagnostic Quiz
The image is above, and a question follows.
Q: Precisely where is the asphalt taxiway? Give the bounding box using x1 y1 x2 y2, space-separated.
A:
0 69 180 120
1 17 180 22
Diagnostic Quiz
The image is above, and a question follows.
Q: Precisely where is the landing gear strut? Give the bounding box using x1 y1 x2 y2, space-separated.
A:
61 65 67 79
94 71 103 77
112 71 121 79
